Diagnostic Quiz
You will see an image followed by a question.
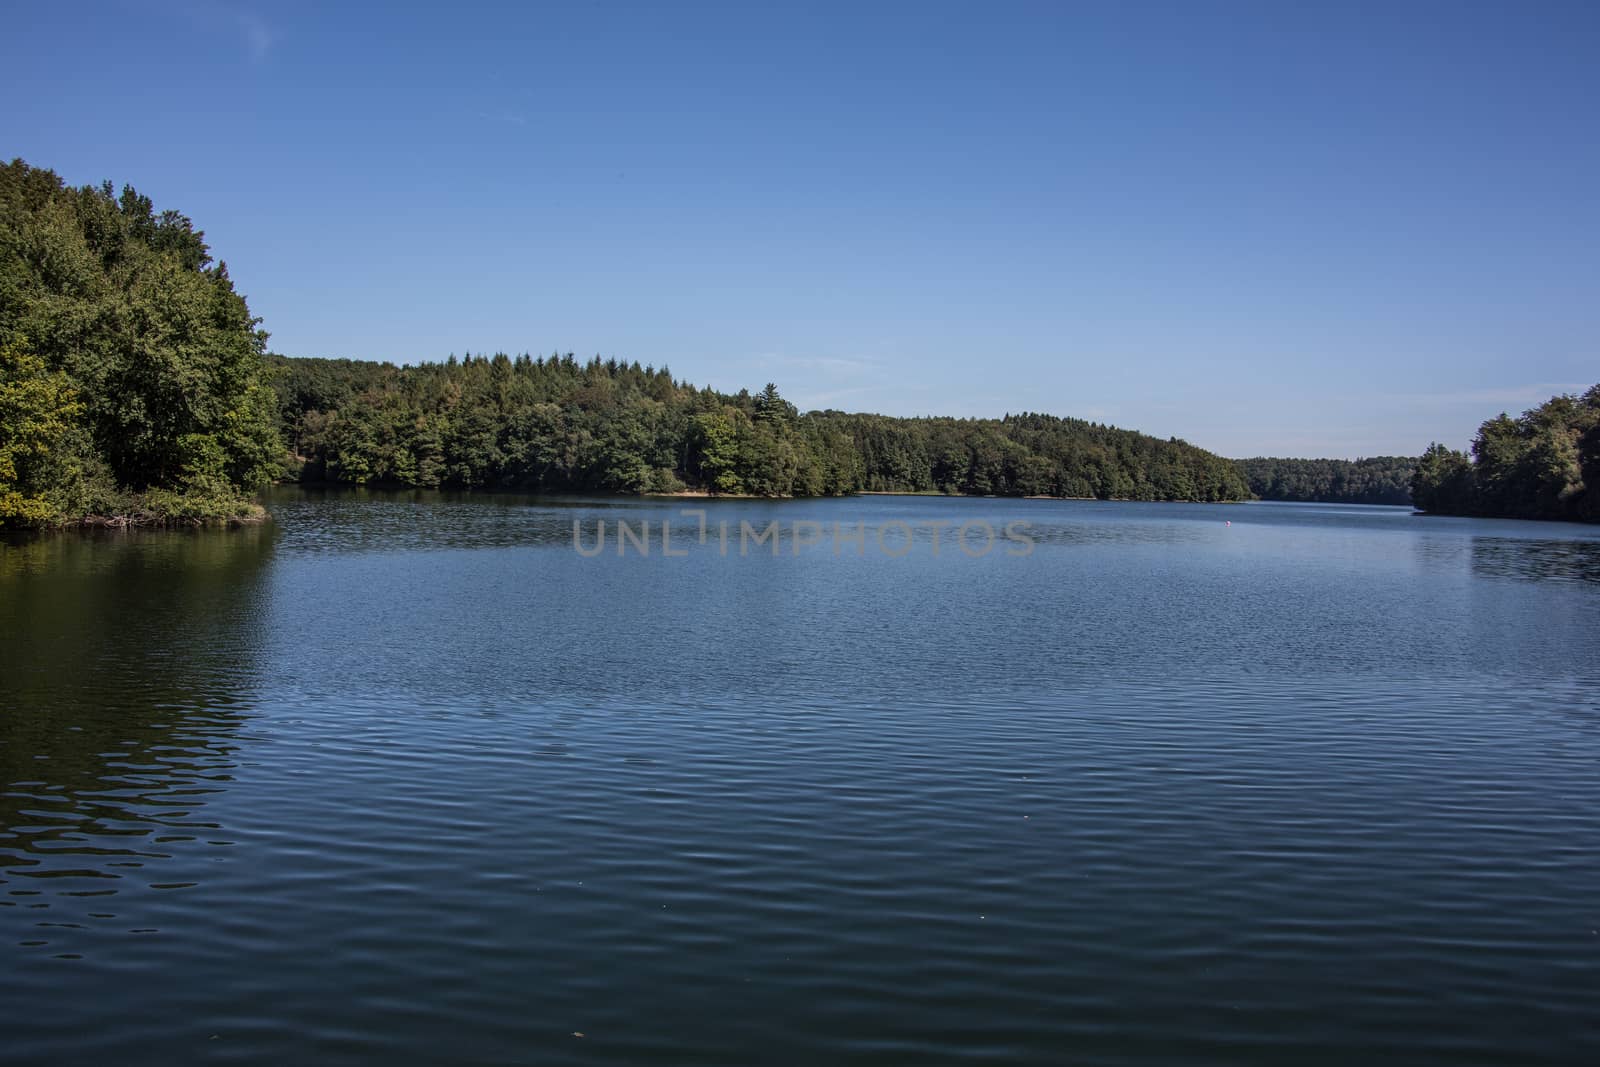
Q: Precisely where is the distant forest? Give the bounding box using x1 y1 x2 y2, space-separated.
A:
1412 385 1600 523
1233 456 1416 506
271 354 1251 502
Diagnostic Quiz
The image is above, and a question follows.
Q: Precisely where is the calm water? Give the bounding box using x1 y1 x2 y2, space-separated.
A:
3 491 1599 1065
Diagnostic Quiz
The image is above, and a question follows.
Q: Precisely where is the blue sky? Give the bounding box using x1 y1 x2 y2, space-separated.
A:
4 1 1596 458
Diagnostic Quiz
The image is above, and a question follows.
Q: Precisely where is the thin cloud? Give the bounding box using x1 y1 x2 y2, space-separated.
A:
790 382 938 412
1389 382 1592 411
754 353 878 374
479 111 529 127
129 1 281 63
233 9 278 61
740 351 903 413
792 385 883 408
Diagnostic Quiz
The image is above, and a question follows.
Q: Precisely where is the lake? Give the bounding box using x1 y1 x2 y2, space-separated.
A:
3 490 1599 1065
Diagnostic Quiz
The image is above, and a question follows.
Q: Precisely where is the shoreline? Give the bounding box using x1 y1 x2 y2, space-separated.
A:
858 493 1406 508
642 489 787 500
281 480 1251 505
36 504 272 531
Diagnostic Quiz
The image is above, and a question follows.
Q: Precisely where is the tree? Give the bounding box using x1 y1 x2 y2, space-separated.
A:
1233 456 1417 505
0 158 282 523
753 382 794 425
689 409 744 493
1411 443 1476 515
0 340 85 525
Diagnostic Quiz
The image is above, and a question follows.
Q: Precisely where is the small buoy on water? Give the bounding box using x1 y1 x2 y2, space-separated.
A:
1225 520 1231 527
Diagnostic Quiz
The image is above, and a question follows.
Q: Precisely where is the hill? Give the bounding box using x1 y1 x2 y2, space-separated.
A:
272 354 1251 502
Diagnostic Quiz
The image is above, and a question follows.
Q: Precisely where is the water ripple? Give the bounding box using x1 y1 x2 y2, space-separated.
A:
2 496 1599 1064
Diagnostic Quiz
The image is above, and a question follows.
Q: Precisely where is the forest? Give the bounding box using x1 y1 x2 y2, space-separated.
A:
1411 386 1600 523
1233 456 1416 505
271 354 1252 502
47 156 1600 526
0 160 279 526
0 159 1252 526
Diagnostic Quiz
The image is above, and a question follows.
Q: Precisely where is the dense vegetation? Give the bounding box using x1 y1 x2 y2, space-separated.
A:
0 160 279 527
1411 386 1600 522
6 159 1596 529
1233 456 1416 505
273 353 1251 501
0 157 1254 525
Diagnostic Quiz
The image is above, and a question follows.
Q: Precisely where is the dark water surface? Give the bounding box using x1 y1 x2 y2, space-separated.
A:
3 490 1599 1065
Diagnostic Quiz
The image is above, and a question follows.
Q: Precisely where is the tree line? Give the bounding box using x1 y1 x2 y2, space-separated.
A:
34 156 1534 525
0 158 1251 528
272 353 1252 502
1412 385 1600 522
1232 456 1416 506
1 159 279 526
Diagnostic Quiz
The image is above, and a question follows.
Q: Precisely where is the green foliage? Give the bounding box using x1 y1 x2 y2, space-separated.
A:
688 409 747 493
1410 443 1475 515
1411 385 1600 522
0 159 1252 515
175 432 231 496
645 466 685 494
131 486 264 524
753 382 795 425
0 159 281 525
1234 456 1417 505
0 339 85 525
272 354 1252 502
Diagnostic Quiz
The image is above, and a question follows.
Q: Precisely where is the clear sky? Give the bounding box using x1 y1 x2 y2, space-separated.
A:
4 1 1596 458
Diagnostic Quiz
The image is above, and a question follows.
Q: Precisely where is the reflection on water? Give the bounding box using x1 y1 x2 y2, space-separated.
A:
267 486 621 553
1471 536 1600 584
0 526 272 953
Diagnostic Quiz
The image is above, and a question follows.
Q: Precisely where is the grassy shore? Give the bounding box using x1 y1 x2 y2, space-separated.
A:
34 491 269 529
